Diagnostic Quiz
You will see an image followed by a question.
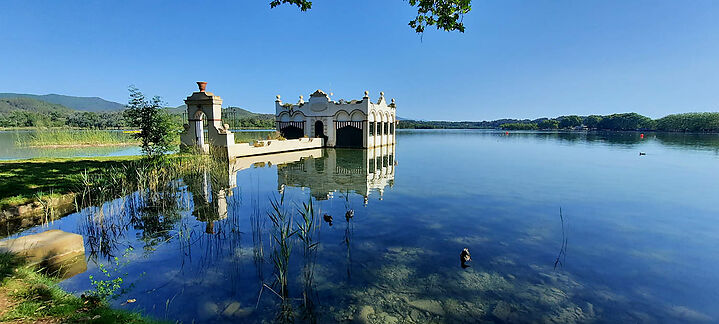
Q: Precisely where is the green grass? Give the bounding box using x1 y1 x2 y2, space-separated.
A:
16 130 137 147
0 156 143 210
0 252 164 323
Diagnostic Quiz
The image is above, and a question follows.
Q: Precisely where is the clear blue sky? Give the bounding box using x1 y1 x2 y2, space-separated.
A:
1 0 717 120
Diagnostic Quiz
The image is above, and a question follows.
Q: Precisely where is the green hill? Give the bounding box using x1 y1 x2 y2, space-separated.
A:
0 93 125 112
224 106 274 119
0 97 73 114
0 97 75 127
0 97 126 128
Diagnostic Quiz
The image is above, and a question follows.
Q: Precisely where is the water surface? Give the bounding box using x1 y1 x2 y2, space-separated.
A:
4 129 719 323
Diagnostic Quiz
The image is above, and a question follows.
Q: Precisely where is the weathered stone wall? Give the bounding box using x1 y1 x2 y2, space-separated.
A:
225 137 324 158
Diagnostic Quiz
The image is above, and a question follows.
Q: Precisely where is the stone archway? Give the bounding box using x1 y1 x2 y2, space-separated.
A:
336 125 363 148
194 110 207 147
314 120 327 143
280 125 304 139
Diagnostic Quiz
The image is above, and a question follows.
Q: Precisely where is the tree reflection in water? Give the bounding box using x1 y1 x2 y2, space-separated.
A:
72 147 398 322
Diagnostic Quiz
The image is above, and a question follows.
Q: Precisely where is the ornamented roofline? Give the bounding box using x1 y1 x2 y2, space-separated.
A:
275 90 396 109
310 89 328 97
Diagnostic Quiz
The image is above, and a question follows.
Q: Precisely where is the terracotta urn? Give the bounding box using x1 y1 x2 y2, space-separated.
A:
197 81 207 92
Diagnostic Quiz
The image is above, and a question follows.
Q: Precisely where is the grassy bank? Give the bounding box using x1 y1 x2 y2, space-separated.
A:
0 153 223 213
0 156 143 210
0 252 161 323
15 130 138 147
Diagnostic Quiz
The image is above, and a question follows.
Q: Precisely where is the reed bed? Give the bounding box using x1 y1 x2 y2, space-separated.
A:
74 153 231 261
16 129 137 147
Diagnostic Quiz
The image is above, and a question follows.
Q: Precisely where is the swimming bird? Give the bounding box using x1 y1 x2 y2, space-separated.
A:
345 209 354 221
639 152 646 156
460 248 472 268
323 214 333 226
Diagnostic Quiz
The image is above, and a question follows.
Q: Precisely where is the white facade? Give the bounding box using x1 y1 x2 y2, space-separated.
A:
180 82 323 158
275 90 397 148
180 84 234 154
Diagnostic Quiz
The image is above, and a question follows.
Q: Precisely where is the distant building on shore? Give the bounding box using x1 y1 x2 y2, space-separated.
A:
275 90 397 148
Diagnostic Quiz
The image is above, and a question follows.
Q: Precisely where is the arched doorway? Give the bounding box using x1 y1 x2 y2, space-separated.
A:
194 111 207 147
280 125 303 139
314 120 327 143
336 124 363 148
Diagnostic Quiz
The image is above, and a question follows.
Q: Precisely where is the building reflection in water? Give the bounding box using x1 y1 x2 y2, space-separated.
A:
187 145 396 234
184 162 230 234
275 146 396 204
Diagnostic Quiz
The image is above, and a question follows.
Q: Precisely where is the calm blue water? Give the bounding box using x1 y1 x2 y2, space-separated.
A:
4 129 719 323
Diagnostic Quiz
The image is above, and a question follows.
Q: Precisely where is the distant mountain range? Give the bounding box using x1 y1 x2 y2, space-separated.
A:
0 93 125 112
0 93 273 118
0 92 400 121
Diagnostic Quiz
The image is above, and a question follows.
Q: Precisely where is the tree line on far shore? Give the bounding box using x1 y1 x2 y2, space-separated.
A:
399 112 719 132
3 95 718 133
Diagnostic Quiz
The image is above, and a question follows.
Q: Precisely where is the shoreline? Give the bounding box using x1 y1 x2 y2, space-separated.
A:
0 156 144 233
396 128 719 134
0 252 161 323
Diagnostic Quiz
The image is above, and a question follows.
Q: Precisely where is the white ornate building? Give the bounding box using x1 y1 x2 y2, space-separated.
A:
275 90 397 148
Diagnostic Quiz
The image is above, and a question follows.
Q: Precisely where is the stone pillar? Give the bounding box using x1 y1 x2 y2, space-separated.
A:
181 82 234 153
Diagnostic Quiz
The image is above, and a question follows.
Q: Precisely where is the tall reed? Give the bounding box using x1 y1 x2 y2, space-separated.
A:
296 196 321 322
16 130 136 147
266 192 296 322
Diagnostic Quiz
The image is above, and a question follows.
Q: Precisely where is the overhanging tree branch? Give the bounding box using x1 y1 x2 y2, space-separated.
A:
269 0 472 33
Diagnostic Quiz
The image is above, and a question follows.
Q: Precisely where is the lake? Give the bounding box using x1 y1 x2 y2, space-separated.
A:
3 129 719 323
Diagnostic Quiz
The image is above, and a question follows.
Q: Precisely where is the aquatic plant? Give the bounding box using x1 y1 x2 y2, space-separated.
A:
251 193 266 282
267 193 295 299
553 207 568 270
71 154 232 260
296 197 320 253
341 190 354 281
296 196 321 321
15 129 136 147
33 190 56 227
87 247 135 301
254 192 298 322
80 202 126 261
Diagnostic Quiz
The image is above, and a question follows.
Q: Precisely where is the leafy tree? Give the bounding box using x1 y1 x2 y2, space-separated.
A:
597 113 655 131
655 112 719 132
271 0 472 33
123 86 179 156
583 115 602 129
558 115 582 129
500 123 538 130
538 119 559 129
